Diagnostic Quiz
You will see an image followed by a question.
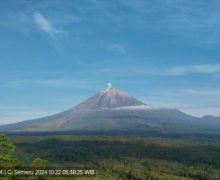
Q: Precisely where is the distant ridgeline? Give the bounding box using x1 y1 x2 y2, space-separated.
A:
0 84 220 134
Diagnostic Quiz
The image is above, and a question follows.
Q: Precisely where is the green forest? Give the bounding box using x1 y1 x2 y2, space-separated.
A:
0 133 220 179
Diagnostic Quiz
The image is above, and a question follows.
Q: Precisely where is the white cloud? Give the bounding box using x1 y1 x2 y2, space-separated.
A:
110 43 126 54
0 110 58 125
184 89 220 96
34 12 60 36
167 64 220 75
147 101 220 117
2 79 100 91
180 106 220 117
92 64 220 77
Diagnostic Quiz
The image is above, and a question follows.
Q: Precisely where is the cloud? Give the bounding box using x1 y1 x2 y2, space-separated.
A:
2 78 100 90
167 64 220 75
180 106 220 117
0 107 58 124
184 89 220 96
34 12 60 36
146 101 220 117
91 64 220 77
109 43 126 54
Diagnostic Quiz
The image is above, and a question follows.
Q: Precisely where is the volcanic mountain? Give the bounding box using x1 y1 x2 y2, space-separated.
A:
0 84 219 133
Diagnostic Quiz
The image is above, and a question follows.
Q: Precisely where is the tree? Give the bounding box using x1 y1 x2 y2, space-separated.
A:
0 134 19 167
31 158 47 168
30 158 49 180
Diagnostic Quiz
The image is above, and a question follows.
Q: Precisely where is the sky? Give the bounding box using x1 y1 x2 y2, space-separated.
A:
1 0 220 124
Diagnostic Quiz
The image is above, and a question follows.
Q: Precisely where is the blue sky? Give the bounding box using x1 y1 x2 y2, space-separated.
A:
1 0 220 124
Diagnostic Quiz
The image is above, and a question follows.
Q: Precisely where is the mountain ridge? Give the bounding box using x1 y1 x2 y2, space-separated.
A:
0 84 219 133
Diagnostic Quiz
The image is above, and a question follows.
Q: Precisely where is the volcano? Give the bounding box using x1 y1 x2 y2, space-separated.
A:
0 84 219 133
72 83 146 112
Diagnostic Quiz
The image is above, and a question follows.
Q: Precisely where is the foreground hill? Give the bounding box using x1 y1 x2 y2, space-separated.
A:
0 84 220 133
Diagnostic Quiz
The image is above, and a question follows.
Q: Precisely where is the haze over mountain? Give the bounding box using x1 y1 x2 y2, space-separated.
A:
0 84 219 133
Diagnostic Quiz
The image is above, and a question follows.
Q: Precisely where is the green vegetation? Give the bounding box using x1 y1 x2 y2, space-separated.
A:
31 158 48 168
0 134 19 167
1 134 220 179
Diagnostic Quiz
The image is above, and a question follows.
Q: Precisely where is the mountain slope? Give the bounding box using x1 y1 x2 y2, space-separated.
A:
0 84 219 133
72 83 145 112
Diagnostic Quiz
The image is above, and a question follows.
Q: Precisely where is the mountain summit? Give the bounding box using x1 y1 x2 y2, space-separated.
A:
0 84 219 133
73 83 146 112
